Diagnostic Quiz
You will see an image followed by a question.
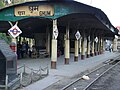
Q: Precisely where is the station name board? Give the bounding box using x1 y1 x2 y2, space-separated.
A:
14 5 54 16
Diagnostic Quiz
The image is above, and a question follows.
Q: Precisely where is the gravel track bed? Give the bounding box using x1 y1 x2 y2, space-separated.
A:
44 62 113 90
64 64 113 90
86 63 120 90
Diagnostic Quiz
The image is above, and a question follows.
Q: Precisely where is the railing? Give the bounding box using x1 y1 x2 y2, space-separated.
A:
1 64 49 90
17 64 49 88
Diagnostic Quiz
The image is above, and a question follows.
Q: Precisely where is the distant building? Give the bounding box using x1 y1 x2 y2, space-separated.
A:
116 26 120 35
116 26 120 51
4 0 12 5
116 26 120 30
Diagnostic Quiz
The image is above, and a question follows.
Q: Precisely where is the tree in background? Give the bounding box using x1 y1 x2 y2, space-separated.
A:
0 1 5 9
0 0 40 8
4 0 12 5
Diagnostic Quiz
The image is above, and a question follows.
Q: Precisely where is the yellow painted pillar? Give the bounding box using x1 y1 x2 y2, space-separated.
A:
65 40 70 64
21 37 23 43
74 31 81 61
97 37 100 55
29 38 32 48
74 40 79 61
51 19 58 69
19 36 21 44
29 38 32 46
51 39 57 69
102 39 105 52
94 38 97 56
16 36 19 43
79 38 82 54
99 38 101 54
86 37 90 58
100 38 103 54
81 36 85 60
33 39 35 46
91 41 94 56
94 36 98 55
91 35 94 57
94 35 97 56
65 25 70 64
113 38 118 52
28 38 31 46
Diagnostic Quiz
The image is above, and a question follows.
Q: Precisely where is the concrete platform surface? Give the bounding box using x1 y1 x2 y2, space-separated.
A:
17 51 120 90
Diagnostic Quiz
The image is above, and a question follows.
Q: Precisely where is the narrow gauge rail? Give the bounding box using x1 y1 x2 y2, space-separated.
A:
61 56 120 90
83 58 120 90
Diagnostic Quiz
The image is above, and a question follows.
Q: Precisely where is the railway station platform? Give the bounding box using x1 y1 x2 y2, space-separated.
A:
17 51 120 90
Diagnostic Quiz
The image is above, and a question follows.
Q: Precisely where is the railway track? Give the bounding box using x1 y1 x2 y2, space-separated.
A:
61 56 120 90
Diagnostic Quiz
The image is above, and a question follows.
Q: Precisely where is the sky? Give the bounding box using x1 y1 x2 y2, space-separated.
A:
75 0 120 27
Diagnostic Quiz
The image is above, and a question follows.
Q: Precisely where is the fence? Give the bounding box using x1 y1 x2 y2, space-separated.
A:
17 64 49 88
1 64 49 90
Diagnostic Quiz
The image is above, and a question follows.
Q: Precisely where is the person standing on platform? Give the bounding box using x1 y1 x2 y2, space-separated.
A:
25 41 29 55
109 44 113 52
17 41 22 59
21 42 26 58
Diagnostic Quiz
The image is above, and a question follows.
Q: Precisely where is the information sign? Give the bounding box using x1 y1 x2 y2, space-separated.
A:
8 24 22 38
95 37 98 43
14 5 54 16
53 26 58 39
75 31 80 40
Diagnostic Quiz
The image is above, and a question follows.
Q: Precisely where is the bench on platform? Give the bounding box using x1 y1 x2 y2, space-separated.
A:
39 49 49 58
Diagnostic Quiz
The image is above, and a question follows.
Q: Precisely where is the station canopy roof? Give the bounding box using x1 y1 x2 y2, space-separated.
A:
0 0 118 37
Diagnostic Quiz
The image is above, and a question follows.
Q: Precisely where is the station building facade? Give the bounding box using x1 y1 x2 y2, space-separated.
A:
0 0 119 69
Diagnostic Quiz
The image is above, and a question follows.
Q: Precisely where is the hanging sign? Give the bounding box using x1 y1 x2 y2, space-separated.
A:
75 31 80 40
53 26 58 39
88 36 90 41
95 37 98 43
14 5 54 16
8 24 22 38
115 35 118 39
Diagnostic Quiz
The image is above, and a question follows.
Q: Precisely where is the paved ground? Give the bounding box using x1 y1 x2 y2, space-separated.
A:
17 51 120 90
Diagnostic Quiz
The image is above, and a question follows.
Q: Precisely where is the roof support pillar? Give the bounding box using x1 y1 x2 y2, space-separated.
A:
97 36 101 55
100 37 103 54
91 34 94 57
81 32 86 60
94 33 98 56
28 38 32 49
74 39 79 61
64 24 70 64
79 37 82 54
94 37 97 56
113 37 118 52
102 38 104 53
51 19 58 69
86 36 90 58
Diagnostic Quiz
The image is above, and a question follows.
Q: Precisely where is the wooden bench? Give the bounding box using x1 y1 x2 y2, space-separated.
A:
39 50 49 58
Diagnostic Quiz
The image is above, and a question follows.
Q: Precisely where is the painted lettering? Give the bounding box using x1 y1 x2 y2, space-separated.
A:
39 11 51 16
29 6 39 13
18 11 25 16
